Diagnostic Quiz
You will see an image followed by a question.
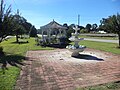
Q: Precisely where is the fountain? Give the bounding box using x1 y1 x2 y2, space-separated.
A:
66 25 86 56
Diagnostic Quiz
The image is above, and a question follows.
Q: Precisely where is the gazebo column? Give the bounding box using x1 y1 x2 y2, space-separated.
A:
59 29 62 37
42 29 44 39
55 30 57 38
42 29 45 42
57 29 62 44
46 29 49 43
47 28 51 44
63 29 67 37
49 28 52 43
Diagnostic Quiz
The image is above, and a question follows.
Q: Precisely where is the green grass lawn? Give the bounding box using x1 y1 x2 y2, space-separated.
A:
77 81 120 90
0 37 53 90
78 40 120 54
0 67 20 90
1 38 53 55
71 40 120 55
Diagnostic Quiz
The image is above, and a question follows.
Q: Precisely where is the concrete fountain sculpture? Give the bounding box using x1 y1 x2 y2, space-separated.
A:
66 25 86 56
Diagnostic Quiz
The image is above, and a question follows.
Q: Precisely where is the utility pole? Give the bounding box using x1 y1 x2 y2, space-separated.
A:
78 14 80 26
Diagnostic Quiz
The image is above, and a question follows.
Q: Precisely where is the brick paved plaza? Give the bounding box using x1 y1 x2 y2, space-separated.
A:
15 48 120 90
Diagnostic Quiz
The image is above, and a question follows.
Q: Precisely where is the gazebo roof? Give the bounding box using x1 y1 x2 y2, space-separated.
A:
41 20 67 29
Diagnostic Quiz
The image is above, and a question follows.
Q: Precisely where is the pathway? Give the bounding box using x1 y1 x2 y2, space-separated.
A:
84 38 118 43
15 49 120 90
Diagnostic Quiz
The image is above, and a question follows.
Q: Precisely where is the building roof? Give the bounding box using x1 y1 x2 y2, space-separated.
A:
41 20 67 29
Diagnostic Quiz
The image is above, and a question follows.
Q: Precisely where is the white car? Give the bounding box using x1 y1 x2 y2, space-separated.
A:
98 31 107 34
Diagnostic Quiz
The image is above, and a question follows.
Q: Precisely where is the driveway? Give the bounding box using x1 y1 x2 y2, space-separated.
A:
15 49 120 90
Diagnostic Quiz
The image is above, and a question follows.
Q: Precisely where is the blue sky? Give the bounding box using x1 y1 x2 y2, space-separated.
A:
5 0 120 29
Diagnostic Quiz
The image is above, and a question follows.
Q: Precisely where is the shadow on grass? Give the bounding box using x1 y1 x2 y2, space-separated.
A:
47 44 70 49
72 54 104 61
116 46 120 49
11 41 29 44
0 54 25 74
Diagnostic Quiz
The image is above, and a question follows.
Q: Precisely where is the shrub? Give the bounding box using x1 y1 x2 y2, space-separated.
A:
59 37 68 45
80 29 88 33
0 46 3 52
0 46 4 56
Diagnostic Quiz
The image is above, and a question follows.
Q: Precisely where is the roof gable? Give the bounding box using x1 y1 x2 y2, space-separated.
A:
41 20 67 29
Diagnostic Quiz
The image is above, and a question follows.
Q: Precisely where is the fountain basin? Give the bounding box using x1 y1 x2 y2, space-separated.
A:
69 37 84 42
66 45 86 56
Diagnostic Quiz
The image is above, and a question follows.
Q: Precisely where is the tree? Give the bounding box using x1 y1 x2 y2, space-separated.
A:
0 0 13 42
21 20 37 37
100 13 120 47
92 23 98 31
69 24 76 28
63 23 68 28
29 26 37 37
0 0 36 43
22 21 32 34
80 29 88 33
78 26 85 33
67 24 75 38
79 26 85 30
12 10 21 42
12 9 27 42
86 24 91 32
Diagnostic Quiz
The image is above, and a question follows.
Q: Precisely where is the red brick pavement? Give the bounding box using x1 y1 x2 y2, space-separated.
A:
15 48 120 90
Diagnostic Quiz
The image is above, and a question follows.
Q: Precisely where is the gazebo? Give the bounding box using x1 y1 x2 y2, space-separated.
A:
40 20 67 45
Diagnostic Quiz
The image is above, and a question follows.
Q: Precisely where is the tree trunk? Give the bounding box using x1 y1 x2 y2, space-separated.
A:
0 38 2 43
118 33 120 48
16 32 19 43
16 35 19 43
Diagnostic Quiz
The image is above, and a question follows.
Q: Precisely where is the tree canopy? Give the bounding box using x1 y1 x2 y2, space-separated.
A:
86 24 92 32
92 23 98 31
0 0 13 42
0 0 37 43
100 13 120 47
